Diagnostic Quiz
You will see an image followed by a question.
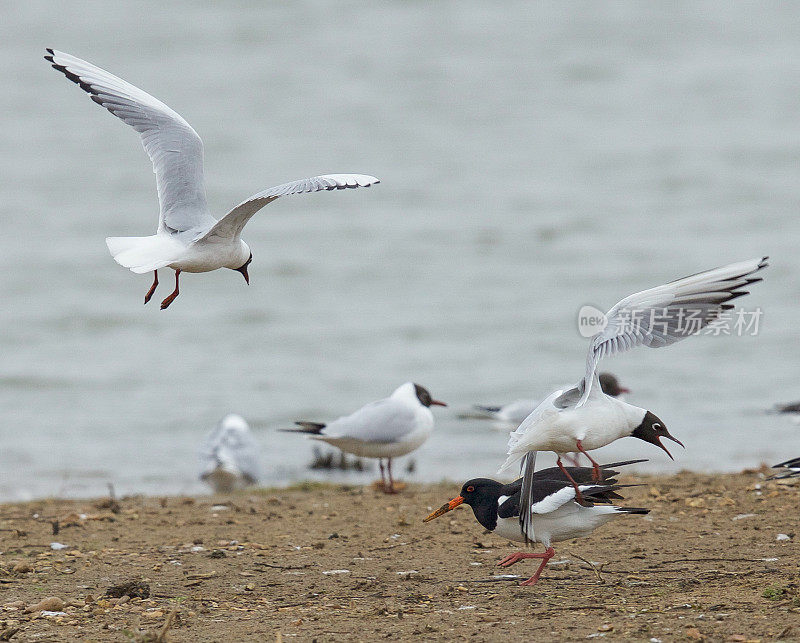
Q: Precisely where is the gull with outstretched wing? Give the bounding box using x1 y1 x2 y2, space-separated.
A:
45 49 379 308
497 257 768 518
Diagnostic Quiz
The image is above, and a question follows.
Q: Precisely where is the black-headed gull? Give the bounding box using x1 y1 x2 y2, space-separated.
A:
423 460 649 586
469 373 630 428
199 414 260 493
45 49 379 309
497 257 768 509
281 382 446 493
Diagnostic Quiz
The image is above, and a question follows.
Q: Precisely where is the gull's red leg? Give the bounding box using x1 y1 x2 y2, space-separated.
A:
384 457 397 494
575 440 602 481
556 455 586 505
144 270 159 304
519 547 555 586
160 269 181 310
378 459 386 490
564 453 581 467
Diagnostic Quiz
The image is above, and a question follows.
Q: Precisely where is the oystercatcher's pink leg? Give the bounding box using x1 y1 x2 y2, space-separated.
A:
575 439 602 481
556 455 586 505
144 270 158 304
160 269 181 310
519 547 555 586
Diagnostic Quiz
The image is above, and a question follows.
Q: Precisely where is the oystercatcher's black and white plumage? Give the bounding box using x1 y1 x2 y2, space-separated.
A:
423 460 649 586
770 457 800 479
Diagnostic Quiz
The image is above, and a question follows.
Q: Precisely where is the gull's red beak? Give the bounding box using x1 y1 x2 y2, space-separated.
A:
423 496 463 522
430 399 447 407
618 387 631 394
235 264 250 285
656 433 685 460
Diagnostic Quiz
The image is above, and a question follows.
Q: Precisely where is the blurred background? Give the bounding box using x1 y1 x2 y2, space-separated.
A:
2 1 799 500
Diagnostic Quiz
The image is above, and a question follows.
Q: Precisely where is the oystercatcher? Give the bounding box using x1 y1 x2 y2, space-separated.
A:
281 383 446 493
423 460 648 586
497 257 768 505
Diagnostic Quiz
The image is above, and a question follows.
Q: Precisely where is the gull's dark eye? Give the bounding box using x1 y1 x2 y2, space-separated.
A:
466 485 474 493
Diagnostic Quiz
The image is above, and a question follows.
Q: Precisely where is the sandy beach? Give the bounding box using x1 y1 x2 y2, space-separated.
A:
0 469 798 642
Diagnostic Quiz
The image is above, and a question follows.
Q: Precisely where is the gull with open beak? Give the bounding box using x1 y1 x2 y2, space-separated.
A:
497 257 768 510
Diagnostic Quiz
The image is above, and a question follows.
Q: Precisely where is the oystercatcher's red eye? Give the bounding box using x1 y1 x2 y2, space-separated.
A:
466 486 474 493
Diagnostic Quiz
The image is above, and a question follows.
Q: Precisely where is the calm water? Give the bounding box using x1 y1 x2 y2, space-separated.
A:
2 1 800 501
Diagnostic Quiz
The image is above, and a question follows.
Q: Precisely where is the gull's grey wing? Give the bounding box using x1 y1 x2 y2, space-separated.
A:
45 49 215 234
199 417 260 481
199 174 380 242
578 256 768 405
321 397 416 444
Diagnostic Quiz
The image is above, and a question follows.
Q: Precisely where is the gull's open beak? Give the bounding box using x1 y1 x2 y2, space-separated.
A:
430 400 447 407
656 433 685 460
423 496 463 522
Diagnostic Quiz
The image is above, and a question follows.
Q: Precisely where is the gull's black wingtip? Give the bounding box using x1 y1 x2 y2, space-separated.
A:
44 47 55 63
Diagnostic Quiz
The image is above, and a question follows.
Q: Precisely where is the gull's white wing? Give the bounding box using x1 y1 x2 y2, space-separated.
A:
46 49 215 234
320 397 416 444
496 389 564 478
199 415 260 482
199 174 380 242
578 256 768 405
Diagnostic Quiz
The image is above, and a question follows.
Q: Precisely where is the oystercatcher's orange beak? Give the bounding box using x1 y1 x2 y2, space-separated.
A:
430 399 447 407
423 495 463 522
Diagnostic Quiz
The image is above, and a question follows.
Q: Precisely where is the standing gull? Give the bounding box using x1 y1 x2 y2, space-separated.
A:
199 414 261 494
281 383 446 493
468 372 630 429
497 257 768 513
45 49 379 308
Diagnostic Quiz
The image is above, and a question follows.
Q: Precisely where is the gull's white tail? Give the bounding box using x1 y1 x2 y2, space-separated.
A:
106 235 184 274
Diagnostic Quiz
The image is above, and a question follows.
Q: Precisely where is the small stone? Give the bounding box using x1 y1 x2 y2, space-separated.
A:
776 533 791 541
50 542 68 551
12 562 32 574
598 624 613 632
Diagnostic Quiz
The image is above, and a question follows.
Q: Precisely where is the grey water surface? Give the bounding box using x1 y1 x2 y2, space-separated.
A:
2 1 800 500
